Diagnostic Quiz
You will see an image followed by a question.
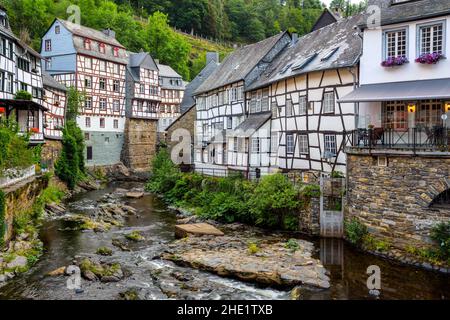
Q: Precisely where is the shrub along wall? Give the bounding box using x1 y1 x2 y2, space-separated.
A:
146 149 320 232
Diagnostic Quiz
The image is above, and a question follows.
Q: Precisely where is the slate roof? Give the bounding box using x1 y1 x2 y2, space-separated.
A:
231 112 272 137
43 72 67 92
195 32 289 95
180 60 220 114
157 64 182 79
247 14 363 91
127 51 159 82
361 0 450 28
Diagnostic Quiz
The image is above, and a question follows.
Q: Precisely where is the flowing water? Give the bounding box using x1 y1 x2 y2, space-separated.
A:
0 182 449 300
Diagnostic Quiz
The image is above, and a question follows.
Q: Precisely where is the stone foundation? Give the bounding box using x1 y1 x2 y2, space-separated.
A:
41 140 63 170
298 197 320 236
121 118 158 172
345 151 450 251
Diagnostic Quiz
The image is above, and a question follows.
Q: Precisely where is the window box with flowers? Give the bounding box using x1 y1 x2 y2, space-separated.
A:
30 128 40 134
415 52 446 64
381 56 409 67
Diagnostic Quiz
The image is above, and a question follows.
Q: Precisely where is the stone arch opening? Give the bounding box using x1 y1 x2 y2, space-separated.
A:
430 189 450 210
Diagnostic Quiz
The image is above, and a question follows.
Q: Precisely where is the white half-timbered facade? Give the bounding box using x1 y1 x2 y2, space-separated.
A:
41 19 128 166
158 63 185 132
0 5 46 145
43 73 67 140
194 32 292 175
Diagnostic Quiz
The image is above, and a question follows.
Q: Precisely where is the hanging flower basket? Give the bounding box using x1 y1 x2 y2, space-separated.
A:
0 107 5 113
415 52 445 64
381 56 409 67
30 128 40 134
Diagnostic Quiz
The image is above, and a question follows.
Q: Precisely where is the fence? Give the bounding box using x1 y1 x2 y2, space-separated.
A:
0 165 36 188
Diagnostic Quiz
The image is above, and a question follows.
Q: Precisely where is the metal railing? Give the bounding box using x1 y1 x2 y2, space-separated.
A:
346 127 450 152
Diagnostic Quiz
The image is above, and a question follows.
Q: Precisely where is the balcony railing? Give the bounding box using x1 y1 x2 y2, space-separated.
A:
346 126 450 153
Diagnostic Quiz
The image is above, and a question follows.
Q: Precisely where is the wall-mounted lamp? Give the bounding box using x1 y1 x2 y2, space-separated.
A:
408 103 416 113
445 102 450 112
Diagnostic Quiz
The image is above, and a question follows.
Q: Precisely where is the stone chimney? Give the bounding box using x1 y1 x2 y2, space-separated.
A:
102 28 116 39
206 52 219 65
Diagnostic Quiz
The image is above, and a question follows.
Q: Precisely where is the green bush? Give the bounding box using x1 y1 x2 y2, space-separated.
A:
345 218 368 246
0 190 6 248
146 149 181 194
430 221 450 260
248 174 300 229
14 90 32 100
285 239 300 252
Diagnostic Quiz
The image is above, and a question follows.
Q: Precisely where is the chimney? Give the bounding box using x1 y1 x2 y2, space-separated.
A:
291 33 298 46
206 52 219 65
102 28 116 39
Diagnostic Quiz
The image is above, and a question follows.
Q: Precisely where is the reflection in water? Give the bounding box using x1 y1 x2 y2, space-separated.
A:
0 182 449 300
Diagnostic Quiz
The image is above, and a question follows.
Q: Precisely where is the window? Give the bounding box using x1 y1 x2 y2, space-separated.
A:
324 135 337 156
323 92 335 114
85 117 91 128
299 96 307 115
272 104 278 118
85 58 92 69
137 101 143 112
85 76 92 88
0 71 3 91
140 84 145 94
113 120 119 129
231 88 238 102
418 22 444 56
99 78 106 90
286 100 293 117
45 39 52 51
298 134 309 154
55 94 60 102
113 100 120 112
87 146 93 161
84 39 91 50
227 116 233 129
384 29 407 59
99 43 105 54
286 134 294 154
100 61 106 72
417 100 443 127
251 138 260 153
262 88 270 111
113 47 119 57
84 133 90 140
100 118 105 128
6 73 12 93
18 58 30 72
99 98 107 110
383 101 407 130
377 156 388 167
45 58 52 71
271 132 278 153
84 97 93 109
233 137 238 152
55 25 60 34
113 80 120 92
7 41 12 60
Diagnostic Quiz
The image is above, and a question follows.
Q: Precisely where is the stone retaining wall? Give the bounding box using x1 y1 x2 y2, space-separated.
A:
346 152 450 250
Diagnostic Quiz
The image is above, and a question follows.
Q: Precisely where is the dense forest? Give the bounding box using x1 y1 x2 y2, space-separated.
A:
0 0 366 80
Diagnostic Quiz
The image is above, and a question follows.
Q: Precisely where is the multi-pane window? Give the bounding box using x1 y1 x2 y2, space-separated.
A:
100 118 105 128
113 80 120 92
286 134 294 154
419 23 444 55
85 117 91 128
417 100 443 127
100 61 106 72
227 116 233 129
85 76 92 88
99 43 105 54
84 39 91 50
385 29 407 58
286 100 293 117
99 78 106 90
323 92 335 114
99 98 107 110
261 88 270 111
113 120 119 129
324 135 337 155
137 101 143 112
85 58 92 69
233 137 238 152
45 40 52 51
272 104 278 118
251 138 260 153
85 97 93 109
383 101 407 130
114 64 120 75
231 88 238 102
271 132 278 153
140 84 145 94
113 100 120 112
55 26 60 34
299 96 307 115
298 135 309 154
5 73 12 93
113 47 119 57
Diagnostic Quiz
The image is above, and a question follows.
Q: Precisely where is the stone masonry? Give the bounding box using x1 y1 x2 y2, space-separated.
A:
345 151 450 251
121 118 158 172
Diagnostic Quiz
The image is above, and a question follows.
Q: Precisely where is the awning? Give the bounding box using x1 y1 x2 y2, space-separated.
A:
339 78 450 103
230 112 271 138
0 99 48 111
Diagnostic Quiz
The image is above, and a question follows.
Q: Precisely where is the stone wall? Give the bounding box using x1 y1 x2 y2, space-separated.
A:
298 197 320 236
121 118 157 172
166 106 196 168
346 152 450 250
1 176 48 245
85 131 124 167
41 140 63 170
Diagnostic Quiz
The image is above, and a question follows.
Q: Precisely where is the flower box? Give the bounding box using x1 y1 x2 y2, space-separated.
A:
415 52 445 64
30 128 40 134
0 107 5 113
381 56 409 67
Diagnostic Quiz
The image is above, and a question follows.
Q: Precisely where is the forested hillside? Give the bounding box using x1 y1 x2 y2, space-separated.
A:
0 0 365 80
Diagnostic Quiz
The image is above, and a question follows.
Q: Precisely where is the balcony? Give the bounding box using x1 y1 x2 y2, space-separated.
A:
346 126 450 155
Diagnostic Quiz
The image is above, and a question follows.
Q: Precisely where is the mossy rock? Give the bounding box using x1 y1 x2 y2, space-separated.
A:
125 231 145 242
96 247 113 256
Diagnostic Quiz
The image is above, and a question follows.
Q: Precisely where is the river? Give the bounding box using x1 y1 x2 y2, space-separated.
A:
0 182 449 300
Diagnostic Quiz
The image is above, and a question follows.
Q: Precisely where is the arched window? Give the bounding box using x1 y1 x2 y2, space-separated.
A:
430 189 450 209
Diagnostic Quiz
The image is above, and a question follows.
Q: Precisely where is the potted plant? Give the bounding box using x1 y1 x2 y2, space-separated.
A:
15 90 32 100
415 52 445 64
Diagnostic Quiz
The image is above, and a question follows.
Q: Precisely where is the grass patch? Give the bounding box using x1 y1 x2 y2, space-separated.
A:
125 231 145 242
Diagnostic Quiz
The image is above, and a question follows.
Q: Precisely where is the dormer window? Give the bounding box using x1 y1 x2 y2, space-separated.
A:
99 43 105 54
84 39 91 50
55 25 60 34
418 22 445 56
113 47 119 57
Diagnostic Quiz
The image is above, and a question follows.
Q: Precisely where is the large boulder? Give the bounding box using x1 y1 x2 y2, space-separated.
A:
175 223 225 239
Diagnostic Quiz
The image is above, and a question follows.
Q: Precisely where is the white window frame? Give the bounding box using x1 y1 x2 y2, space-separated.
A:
298 134 309 154
286 134 294 154
113 100 120 112
324 134 337 156
99 98 107 110
323 92 335 114
417 20 446 56
383 27 408 59
251 138 260 153
286 99 293 117
271 132 278 154
299 96 307 115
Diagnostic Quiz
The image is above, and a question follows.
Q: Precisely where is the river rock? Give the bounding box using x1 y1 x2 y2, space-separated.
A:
0 274 7 282
6 256 28 270
175 223 225 239
126 192 144 199
47 267 67 277
82 270 97 281
101 275 121 283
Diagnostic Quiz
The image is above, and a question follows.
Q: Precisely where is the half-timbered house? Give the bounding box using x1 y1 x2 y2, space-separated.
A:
41 19 128 166
242 15 362 177
194 32 291 176
0 5 46 145
43 72 67 140
158 63 185 132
